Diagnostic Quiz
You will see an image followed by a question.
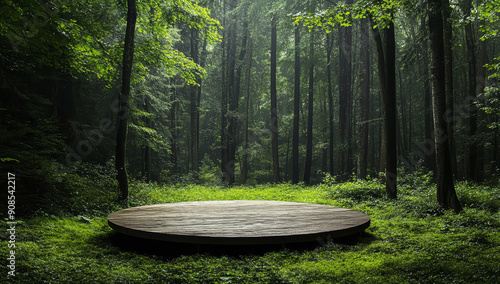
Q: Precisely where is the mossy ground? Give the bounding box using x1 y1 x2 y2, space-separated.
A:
2 176 499 283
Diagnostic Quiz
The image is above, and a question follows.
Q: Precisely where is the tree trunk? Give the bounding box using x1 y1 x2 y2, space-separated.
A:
226 0 238 185
463 0 477 182
384 16 397 199
373 23 387 177
271 14 280 183
371 14 397 199
115 0 137 200
358 17 370 179
190 28 199 174
303 28 314 184
339 1 353 178
170 86 178 174
421 18 436 172
220 0 229 183
476 26 487 182
327 31 334 176
241 37 252 184
428 0 462 212
292 25 301 184
443 0 457 177
144 96 151 183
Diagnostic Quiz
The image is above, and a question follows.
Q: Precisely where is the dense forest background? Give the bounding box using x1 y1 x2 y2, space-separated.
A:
1 0 500 211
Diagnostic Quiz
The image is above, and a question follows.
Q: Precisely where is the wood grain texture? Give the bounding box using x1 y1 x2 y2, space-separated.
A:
108 200 370 245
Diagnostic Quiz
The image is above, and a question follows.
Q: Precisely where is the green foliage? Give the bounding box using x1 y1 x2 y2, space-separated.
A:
479 57 500 126
293 0 404 31
47 160 120 217
475 0 500 41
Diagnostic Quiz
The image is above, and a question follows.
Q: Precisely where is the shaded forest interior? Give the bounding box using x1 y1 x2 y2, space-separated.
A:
1 0 500 211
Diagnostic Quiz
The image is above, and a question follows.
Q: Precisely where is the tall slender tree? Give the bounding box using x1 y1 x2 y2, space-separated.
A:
370 12 397 199
421 18 435 172
443 0 457 176
304 27 314 184
339 0 353 178
271 14 280 183
327 31 334 176
220 0 228 182
292 24 301 184
190 28 200 173
462 0 478 181
143 96 152 182
241 36 253 184
226 0 238 185
115 0 137 200
358 17 370 179
428 0 462 212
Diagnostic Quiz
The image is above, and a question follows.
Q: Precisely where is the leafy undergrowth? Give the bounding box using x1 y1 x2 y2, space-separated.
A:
1 178 499 283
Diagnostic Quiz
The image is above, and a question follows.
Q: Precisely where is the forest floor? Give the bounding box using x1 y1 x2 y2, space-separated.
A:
1 172 500 283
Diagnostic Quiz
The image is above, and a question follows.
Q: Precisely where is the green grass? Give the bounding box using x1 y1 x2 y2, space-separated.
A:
2 179 499 283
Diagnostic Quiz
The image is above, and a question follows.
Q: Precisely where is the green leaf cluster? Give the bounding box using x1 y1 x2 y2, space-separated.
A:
293 0 404 31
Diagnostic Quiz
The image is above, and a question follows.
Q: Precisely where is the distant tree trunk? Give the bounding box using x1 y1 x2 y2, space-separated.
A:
292 25 301 184
226 0 238 185
198 37 207 158
115 0 137 200
384 16 397 198
190 28 199 174
303 29 314 184
476 28 487 182
339 0 353 178
371 14 397 199
327 31 334 176
143 96 151 183
271 14 280 183
398 69 408 158
463 0 477 182
443 0 457 177
220 0 229 182
285 129 291 181
241 37 252 184
421 19 435 172
358 17 370 179
379 92 387 176
428 0 462 212
170 86 178 174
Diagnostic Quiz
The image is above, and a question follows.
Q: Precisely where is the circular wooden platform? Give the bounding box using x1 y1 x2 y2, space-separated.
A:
108 200 370 245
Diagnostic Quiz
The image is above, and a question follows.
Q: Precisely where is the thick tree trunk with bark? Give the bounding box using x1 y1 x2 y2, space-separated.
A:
292 25 301 184
271 14 280 183
370 14 397 199
115 0 137 200
443 0 457 176
428 0 462 212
